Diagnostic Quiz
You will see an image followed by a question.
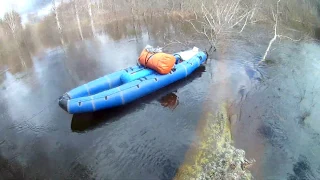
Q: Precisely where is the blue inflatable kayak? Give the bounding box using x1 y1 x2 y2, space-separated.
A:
59 48 207 114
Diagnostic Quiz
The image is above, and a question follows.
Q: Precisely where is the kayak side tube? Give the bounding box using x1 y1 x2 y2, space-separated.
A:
61 65 142 100
60 51 207 114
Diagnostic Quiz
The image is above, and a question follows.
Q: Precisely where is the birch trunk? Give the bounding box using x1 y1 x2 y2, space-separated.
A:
112 0 118 21
260 0 281 63
5 11 17 36
4 10 25 67
131 10 138 40
52 0 64 45
101 0 104 10
87 0 96 36
74 0 84 40
129 0 138 40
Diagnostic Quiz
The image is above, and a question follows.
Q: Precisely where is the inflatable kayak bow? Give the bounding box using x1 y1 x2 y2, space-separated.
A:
59 47 207 114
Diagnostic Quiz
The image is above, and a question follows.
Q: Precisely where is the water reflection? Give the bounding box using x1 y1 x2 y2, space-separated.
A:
288 155 315 180
232 41 320 179
104 18 143 41
159 92 179 110
0 137 95 180
0 8 190 84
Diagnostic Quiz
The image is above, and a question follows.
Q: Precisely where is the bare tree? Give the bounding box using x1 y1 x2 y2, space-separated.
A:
3 10 21 40
73 0 84 40
187 0 255 50
87 0 96 36
259 0 302 63
260 0 280 63
97 0 101 10
3 10 26 67
127 0 138 40
111 0 117 18
52 0 65 45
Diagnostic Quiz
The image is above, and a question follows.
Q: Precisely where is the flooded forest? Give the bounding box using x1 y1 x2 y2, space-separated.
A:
0 0 320 179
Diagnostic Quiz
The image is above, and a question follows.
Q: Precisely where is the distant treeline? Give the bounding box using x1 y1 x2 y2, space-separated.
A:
0 0 319 72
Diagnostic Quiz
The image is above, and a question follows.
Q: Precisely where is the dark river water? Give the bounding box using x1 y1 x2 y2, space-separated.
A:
0 16 320 180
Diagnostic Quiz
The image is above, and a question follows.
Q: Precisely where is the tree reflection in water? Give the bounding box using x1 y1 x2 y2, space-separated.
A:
159 92 179 110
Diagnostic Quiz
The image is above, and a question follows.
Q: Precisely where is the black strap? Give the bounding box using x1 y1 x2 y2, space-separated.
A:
139 51 156 68
174 53 182 60
145 53 155 66
173 53 183 63
144 52 150 66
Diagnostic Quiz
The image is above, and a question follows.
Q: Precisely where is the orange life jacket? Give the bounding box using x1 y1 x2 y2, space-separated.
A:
138 49 176 75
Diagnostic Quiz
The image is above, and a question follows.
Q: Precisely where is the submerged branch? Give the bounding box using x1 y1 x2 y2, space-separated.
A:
260 0 280 63
278 35 302 42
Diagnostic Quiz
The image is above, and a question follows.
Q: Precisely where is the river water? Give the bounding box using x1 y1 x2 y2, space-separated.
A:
0 16 320 180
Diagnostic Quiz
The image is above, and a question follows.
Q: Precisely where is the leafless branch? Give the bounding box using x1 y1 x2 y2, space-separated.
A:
239 10 252 33
186 0 256 50
162 39 190 49
260 0 280 63
278 35 301 42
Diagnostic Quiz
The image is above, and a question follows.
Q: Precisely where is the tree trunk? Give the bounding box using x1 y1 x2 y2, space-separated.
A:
260 0 281 63
87 0 96 36
130 0 138 41
52 0 64 45
143 15 150 39
112 0 117 20
101 0 104 10
74 0 84 40
4 11 25 67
